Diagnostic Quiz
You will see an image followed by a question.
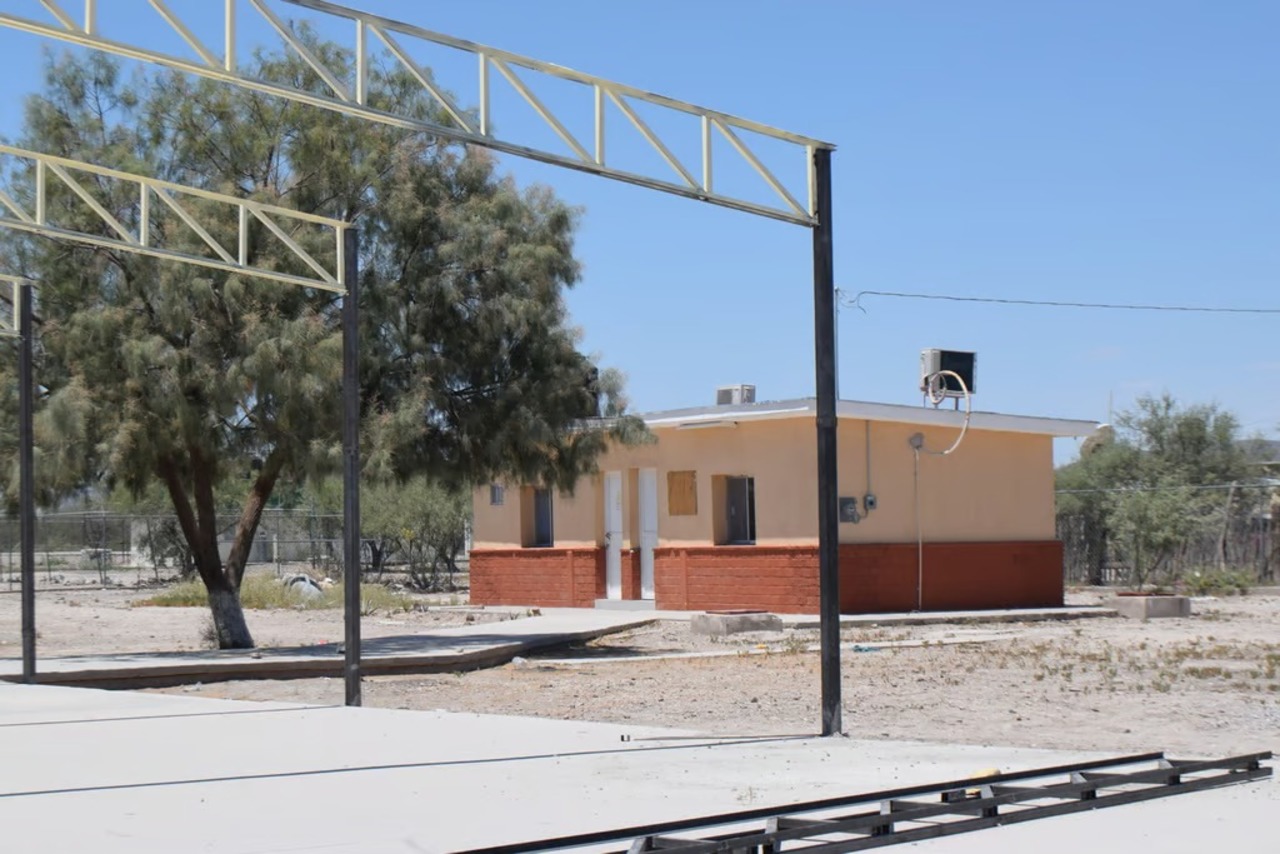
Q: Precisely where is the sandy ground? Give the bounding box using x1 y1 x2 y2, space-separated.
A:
0 578 493 656
2 580 1278 759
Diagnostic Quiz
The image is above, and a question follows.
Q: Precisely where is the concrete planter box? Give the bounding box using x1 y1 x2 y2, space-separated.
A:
1109 594 1191 619
691 610 783 636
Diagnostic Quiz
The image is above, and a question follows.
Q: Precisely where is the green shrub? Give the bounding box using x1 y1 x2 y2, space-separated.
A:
1184 568 1253 596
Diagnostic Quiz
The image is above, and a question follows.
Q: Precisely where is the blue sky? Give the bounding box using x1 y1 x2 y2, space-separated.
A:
1 1 1277 464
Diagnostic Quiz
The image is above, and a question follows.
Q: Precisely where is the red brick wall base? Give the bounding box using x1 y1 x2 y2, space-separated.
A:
838 541 1064 613
468 548 603 608
469 541 1064 614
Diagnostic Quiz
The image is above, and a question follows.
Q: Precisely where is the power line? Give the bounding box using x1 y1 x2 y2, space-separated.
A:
841 290 1280 315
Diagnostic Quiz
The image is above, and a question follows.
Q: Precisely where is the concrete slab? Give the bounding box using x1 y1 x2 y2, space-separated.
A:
0 606 1116 691
1110 595 1193 619
787 605 1117 629
0 611 654 688
0 684 1271 853
690 611 784 636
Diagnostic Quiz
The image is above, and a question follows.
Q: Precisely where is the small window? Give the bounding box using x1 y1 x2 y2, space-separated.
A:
489 484 505 506
725 476 756 544
667 470 698 516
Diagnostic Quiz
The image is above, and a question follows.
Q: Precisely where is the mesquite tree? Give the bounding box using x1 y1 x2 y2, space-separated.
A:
0 42 637 648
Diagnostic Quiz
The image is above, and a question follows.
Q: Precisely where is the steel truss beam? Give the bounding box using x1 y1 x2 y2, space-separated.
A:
0 161 356 698
2 0 833 226
0 145 347 292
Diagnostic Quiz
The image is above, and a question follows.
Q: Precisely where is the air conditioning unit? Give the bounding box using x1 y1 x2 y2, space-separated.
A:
716 384 756 406
919 349 976 396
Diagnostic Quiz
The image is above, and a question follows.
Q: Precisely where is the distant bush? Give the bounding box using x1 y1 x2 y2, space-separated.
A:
1183 568 1252 597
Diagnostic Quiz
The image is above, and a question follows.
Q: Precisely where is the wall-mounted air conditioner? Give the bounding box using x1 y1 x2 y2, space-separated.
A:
919 349 976 396
716 384 756 406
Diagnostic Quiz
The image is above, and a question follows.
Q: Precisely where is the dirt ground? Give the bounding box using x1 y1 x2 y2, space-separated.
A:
0 578 491 656
2 580 1278 758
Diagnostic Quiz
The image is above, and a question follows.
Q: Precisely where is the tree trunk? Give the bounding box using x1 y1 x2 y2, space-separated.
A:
207 583 254 649
158 453 257 650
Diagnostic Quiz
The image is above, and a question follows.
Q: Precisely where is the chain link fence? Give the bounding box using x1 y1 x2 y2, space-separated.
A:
0 510 376 586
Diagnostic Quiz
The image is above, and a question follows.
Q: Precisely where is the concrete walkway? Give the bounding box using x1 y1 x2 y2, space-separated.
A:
0 683 1271 853
0 605 1116 689
0 610 655 688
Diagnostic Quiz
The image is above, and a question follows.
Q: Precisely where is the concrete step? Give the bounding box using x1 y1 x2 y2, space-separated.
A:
594 598 656 611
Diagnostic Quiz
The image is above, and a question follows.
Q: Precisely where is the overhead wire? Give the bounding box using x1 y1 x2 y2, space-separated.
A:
840 290 1280 315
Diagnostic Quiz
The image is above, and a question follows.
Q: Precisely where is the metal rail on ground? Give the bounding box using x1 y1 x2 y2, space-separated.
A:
459 751 1271 853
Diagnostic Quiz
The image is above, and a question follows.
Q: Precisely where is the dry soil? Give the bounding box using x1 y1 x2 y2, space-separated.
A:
2 580 1278 758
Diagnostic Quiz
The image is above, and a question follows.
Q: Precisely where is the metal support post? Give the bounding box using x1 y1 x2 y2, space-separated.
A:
18 282 36 683
341 227 362 706
812 148 841 736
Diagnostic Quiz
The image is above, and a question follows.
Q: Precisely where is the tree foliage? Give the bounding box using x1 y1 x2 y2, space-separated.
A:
1056 394 1256 588
307 475 469 590
0 41 641 647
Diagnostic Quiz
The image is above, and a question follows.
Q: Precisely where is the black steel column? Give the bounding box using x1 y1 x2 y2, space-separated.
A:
812 148 842 736
18 282 36 684
342 227 362 707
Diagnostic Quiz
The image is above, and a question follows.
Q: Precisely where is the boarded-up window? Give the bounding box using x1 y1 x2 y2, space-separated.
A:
667 470 698 516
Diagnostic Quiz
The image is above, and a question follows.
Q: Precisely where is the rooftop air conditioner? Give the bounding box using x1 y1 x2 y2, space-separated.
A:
919 349 976 396
716 384 756 406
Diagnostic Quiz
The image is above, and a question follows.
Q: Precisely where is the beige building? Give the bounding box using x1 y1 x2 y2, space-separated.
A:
471 397 1099 613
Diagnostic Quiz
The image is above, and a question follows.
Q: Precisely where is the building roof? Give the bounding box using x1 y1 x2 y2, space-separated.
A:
641 397 1100 438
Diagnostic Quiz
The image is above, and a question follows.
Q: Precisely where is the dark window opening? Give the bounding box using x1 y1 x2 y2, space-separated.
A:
531 487 554 547
725 476 756 544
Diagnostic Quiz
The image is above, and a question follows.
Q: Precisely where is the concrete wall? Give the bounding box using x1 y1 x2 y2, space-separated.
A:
473 476 602 549
472 416 1056 548
473 484 523 548
838 419 1056 543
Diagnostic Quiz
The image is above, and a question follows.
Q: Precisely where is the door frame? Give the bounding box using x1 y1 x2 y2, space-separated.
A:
603 470 623 600
638 468 657 600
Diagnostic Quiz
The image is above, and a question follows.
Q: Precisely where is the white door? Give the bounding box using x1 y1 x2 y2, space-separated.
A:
638 468 658 600
603 470 623 600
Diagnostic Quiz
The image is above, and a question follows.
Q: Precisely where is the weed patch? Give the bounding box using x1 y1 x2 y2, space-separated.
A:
135 575 414 613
